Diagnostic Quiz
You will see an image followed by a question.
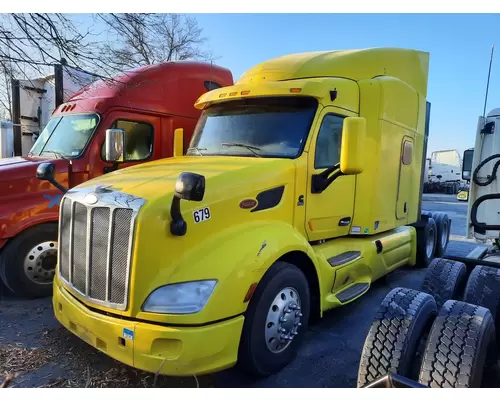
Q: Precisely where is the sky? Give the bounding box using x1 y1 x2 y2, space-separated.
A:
73 13 500 160
185 13 500 160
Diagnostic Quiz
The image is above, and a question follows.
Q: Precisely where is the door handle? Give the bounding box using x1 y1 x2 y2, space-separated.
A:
338 217 351 226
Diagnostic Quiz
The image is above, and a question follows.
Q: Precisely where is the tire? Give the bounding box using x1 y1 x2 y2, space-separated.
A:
0 278 12 298
418 300 497 388
0 224 58 298
357 287 438 387
432 212 451 258
420 258 467 309
237 261 311 377
464 266 500 340
415 217 437 268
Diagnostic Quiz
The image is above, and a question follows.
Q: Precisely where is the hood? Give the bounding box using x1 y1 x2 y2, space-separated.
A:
0 156 69 183
74 155 296 202
63 155 298 319
0 156 29 167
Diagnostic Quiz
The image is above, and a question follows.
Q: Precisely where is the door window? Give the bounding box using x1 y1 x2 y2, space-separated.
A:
101 119 154 161
314 114 345 169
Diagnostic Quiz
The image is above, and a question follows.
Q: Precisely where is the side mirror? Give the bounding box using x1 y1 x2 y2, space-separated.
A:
36 162 68 193
105 128 126 162
174 172 205 202
340 117 366 175
174 128 184 157
170 172 206 237
462 148 474 181
36 162 55 181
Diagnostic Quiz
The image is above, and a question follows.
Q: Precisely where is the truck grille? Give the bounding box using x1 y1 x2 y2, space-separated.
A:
58 188 144 310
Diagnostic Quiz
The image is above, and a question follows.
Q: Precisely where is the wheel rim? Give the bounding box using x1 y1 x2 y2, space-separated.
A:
441 221 449 249
426 227 435 259
265 287 303 354
23 241 58 285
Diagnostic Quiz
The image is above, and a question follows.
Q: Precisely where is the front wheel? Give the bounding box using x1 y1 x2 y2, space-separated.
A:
237 261 311 377
0 224 58 298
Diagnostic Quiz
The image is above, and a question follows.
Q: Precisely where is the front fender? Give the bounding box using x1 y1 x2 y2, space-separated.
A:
0 186 63 241
135 221 321 325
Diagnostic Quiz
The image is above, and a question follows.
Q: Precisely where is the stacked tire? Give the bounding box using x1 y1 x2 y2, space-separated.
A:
357 259 500 388
416 211 451 268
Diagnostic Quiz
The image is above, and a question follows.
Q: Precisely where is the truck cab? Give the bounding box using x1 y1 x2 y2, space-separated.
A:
0 61 233 298
462 108 500 241
46 48 440 378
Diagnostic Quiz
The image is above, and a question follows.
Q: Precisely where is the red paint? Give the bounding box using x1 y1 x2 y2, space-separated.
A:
0 61 234 250
239 199 258 209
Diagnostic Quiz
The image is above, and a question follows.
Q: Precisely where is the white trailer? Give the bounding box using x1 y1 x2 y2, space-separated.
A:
2 64 96 157
423 149 465 194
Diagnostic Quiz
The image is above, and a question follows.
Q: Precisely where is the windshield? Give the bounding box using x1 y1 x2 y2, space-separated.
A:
29 113 99 158
188 97 318 158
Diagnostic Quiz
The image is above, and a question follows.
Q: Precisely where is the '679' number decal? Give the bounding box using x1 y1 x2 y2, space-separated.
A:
193 207 211 223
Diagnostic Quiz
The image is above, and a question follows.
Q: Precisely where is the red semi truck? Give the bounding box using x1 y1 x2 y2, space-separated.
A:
0 61 233 299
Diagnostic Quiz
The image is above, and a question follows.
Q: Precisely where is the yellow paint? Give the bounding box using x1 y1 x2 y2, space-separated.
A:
173 128 184 157
54 47 430 376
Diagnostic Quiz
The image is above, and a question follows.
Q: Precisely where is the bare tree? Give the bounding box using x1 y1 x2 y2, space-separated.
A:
0 14 117 80
97 13 214 73
0 13 215 119
0 61 13 120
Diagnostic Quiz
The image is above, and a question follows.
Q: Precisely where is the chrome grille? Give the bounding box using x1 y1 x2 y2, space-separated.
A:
109 209 133 303
58 187 145 310
89 207 110 300
72 202 88 293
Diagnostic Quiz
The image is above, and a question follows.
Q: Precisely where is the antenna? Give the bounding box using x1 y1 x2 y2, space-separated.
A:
483 44 495 118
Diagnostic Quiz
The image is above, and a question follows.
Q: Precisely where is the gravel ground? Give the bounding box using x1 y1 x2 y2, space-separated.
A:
0 194 488 388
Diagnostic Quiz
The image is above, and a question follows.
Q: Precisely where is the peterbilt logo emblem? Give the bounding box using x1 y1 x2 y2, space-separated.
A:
84 193 99 205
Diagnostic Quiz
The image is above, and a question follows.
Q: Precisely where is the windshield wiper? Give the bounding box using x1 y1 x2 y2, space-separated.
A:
221 142 261 157
186 147 207 156
40 150 71 162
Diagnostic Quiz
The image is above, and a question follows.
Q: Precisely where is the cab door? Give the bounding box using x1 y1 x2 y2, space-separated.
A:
87 111 161 180
305 108 357 241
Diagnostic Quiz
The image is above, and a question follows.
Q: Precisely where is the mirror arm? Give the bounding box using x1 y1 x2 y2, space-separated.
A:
311 163 344 194
48 177 68 194
170 196 187 236
103 161 119 174
318 163 339 179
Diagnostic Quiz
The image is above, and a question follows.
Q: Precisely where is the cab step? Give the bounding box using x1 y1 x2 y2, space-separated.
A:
335 282 370 303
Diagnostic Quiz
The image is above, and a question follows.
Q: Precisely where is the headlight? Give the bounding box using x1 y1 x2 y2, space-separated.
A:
142 280 217 314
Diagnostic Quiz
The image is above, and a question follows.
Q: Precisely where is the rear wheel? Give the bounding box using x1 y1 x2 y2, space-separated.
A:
418 300 497 388
432 212 450 258
237 261 311 377
415 217 437 268
420 258 467 309
357 287 437 387
0 224 58 298
463 265 500 341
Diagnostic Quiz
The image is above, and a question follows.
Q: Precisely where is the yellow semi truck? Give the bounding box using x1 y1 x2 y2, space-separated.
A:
36 47 449 378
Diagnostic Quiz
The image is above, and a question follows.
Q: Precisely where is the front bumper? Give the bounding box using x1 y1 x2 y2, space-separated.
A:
53 280 245 376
